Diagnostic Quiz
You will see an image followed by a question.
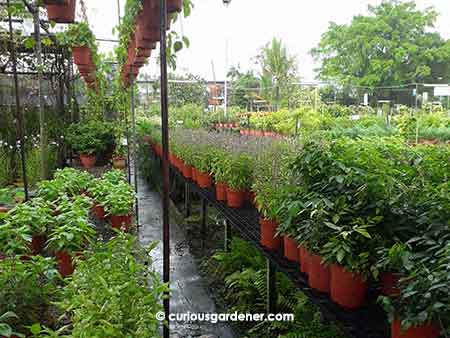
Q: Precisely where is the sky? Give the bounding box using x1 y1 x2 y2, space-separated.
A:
83 0 450 82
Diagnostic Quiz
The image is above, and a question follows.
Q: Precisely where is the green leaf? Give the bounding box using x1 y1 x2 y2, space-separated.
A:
174 41 183 53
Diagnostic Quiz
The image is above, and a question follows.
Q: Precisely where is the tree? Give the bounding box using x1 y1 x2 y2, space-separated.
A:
311 0 450 89
227 65 260 109
257 38 299 110
168 73 207 107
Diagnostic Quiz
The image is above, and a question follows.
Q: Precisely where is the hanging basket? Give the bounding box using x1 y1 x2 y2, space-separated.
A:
72 46 92 65
45 0 76 23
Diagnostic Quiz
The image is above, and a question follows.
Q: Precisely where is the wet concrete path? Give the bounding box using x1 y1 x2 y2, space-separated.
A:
136 173 236 338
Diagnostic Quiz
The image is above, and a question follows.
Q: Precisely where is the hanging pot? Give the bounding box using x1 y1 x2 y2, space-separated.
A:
79 153 97 169
259 217 281 250
72 46 92 65
110 214 132 231
308 254 331 294
283 236 299 262
226 187 246 208
330 264 367 309
192 168 198 183
197 171 213 188
215 182 227 202
45 0 76 23
298 246 311 274
391 319 440 338
55 251 74 277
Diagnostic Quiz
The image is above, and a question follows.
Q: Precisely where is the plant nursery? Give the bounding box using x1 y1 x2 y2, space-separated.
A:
1 1 450 338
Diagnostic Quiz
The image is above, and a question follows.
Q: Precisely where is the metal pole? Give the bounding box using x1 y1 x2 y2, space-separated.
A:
184 181 191 218
201 198 207 250
224 219 230 252
33 5 48 179
160 1 171 337
266 259 276 314
7 0 28 201
130 71 139 226
224 39 228 118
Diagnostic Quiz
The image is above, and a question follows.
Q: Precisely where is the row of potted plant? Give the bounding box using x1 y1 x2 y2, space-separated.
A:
116 0 184 86
0 168 135 277
141 121 450 338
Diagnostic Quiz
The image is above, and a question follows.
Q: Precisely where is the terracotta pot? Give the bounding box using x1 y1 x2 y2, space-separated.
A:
72 46 91 65
215 182 227 202
56 251 74 277
45 0 76 23
330 264 367 308
92 204 106 220
283 236 299 262
391 319 440 338
79 153 97 169
259 217 281 250
192 168 198 183
113 157 126 169
226 187 246 208
182 164 193 179
110 214 132 231
380 271 401 297
31 234 47 255
309 254 331 293
197 171 213 188
299 246 311 274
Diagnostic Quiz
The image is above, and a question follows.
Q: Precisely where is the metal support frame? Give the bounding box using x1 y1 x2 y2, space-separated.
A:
130 70 139 227
159 1 171 337
184 181 191 218
266 258 277 314
201 198 207 250
7 0 29 201
224 219 231 252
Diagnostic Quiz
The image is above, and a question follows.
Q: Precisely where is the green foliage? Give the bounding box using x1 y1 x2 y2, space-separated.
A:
312 1 450 87
206 238 346 338
103 182 135 216
0 256 59 335
56 22 97 50
66 121 116 155
58 234 167 338
222 154 253 191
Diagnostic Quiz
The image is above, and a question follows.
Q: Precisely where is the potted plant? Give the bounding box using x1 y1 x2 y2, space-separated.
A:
376 243 413 297
223 154 253 208
211 151 230 202
57 23 97 66
104 182 135 231
6 198 54 255
66 122 105 169
46 197 96 277
191 146 216 189
321 217 379 308
87 179 111 220
112 145 127 169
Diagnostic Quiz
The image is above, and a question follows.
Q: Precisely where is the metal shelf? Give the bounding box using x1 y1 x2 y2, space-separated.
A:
156 153 389 338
